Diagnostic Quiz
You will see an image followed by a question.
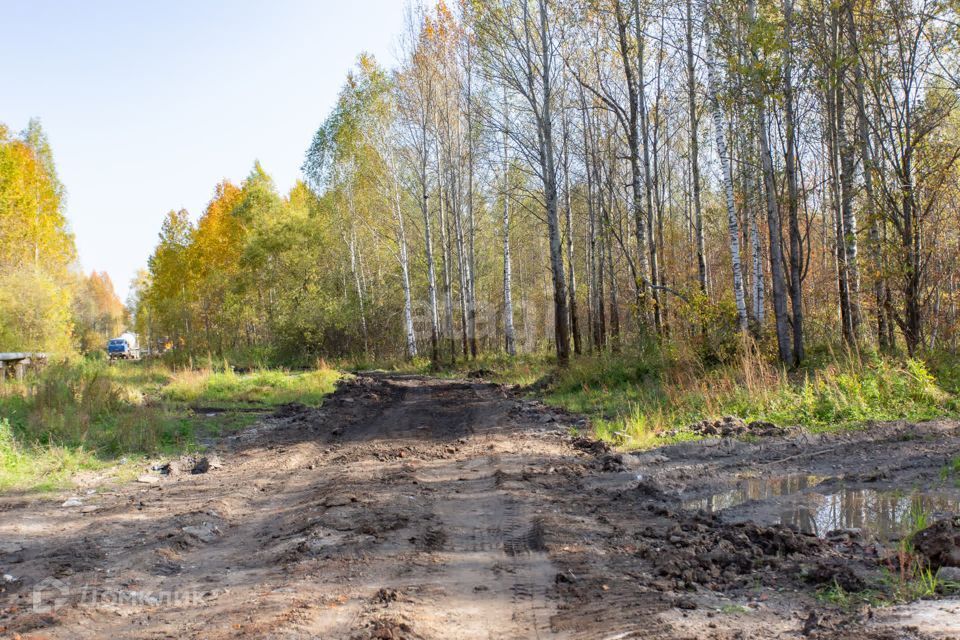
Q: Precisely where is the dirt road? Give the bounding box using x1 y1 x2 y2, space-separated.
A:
3 374 960 639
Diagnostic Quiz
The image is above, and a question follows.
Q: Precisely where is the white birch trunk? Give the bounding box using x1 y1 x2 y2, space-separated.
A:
502 90 516 356
703 3 749 330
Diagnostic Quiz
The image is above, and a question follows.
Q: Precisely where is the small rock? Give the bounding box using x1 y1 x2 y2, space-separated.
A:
80 505 100 514
802 611 819 636
0 542 24 554
191 455 222 474
137 474 160 484
937 566 960 582
745 420 782 436
182 523 221 543
3 574 18 583
61 497 83 507
826 528 864 542
156 461 181 476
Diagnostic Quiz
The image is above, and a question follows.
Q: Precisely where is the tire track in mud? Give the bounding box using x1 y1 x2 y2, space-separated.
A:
404 452 560 639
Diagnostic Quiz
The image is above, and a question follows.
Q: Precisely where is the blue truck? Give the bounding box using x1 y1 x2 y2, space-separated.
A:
107 333 140 360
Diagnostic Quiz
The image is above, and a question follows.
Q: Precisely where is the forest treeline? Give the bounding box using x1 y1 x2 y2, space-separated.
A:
0 121 126 354
125 0 959 367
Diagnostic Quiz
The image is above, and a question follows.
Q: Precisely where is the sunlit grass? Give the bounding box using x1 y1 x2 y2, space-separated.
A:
541 346 958 450
162 365 341 407
0 359 342 492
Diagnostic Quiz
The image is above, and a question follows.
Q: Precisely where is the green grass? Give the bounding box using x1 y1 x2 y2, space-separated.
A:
162 366 341 407
939 455 960 486
816 581 887 608
0 359 341 492
540 346 957 449
0 417 130 492
718 604 751 614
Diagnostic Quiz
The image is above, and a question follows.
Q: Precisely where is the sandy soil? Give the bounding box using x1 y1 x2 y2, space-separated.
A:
2 373 959 639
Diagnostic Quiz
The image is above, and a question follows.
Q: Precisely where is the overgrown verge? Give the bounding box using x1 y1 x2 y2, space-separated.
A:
0 359 340 491
162 365 340 407
544 345 959 448
349 342 959 450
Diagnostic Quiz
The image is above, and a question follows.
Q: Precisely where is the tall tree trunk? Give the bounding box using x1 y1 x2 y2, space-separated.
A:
760 110 793 362
465 42 479 358
845 0 887 351
502 91 517 356
746 0 790 360
902 141 921 355
837 82 861 341
533 0 570 364
685 0 708 295
452 177 470 359
347 200 369 356
393 183 417 359
562 99 581 355
605 206 621 351
703 3 749 331
750 171 765 328
634 0 663 334
783 0 805 363
437 141 457 363
613 0 650 326
421 134 440 366
581 90 604 350
825 12 854 345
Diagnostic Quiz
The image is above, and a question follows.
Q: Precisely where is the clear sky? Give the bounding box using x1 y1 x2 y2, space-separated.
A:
1 0 417 300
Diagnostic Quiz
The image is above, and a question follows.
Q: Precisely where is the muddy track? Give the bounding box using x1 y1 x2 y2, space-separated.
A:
2 374 959 639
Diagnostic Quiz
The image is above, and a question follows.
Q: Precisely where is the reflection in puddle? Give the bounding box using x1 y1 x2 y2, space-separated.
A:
682 474 826 512
684 475 960 541
781 490 960 541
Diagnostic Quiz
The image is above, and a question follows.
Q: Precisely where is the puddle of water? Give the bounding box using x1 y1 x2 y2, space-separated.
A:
682 474 827 512
781 489 960 541
683 475 960 541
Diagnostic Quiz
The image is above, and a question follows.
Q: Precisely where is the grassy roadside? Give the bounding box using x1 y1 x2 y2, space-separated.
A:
378 344 960 450
5 345 958 490
0 359 341 492
546 349 958 449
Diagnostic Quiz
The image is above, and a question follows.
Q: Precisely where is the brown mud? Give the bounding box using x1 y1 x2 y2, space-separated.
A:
2 373 959 639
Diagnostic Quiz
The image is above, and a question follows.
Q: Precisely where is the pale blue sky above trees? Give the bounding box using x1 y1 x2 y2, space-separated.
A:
1 0 422 299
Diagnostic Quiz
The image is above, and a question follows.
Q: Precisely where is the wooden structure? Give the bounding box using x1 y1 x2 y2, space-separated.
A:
0 353 47 382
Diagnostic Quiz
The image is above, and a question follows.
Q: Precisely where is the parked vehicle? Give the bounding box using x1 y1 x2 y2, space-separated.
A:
107 332 140 360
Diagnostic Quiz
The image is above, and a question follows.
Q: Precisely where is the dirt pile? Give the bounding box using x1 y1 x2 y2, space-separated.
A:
629 498 868 595
681 416 786 437
913 517 960 568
